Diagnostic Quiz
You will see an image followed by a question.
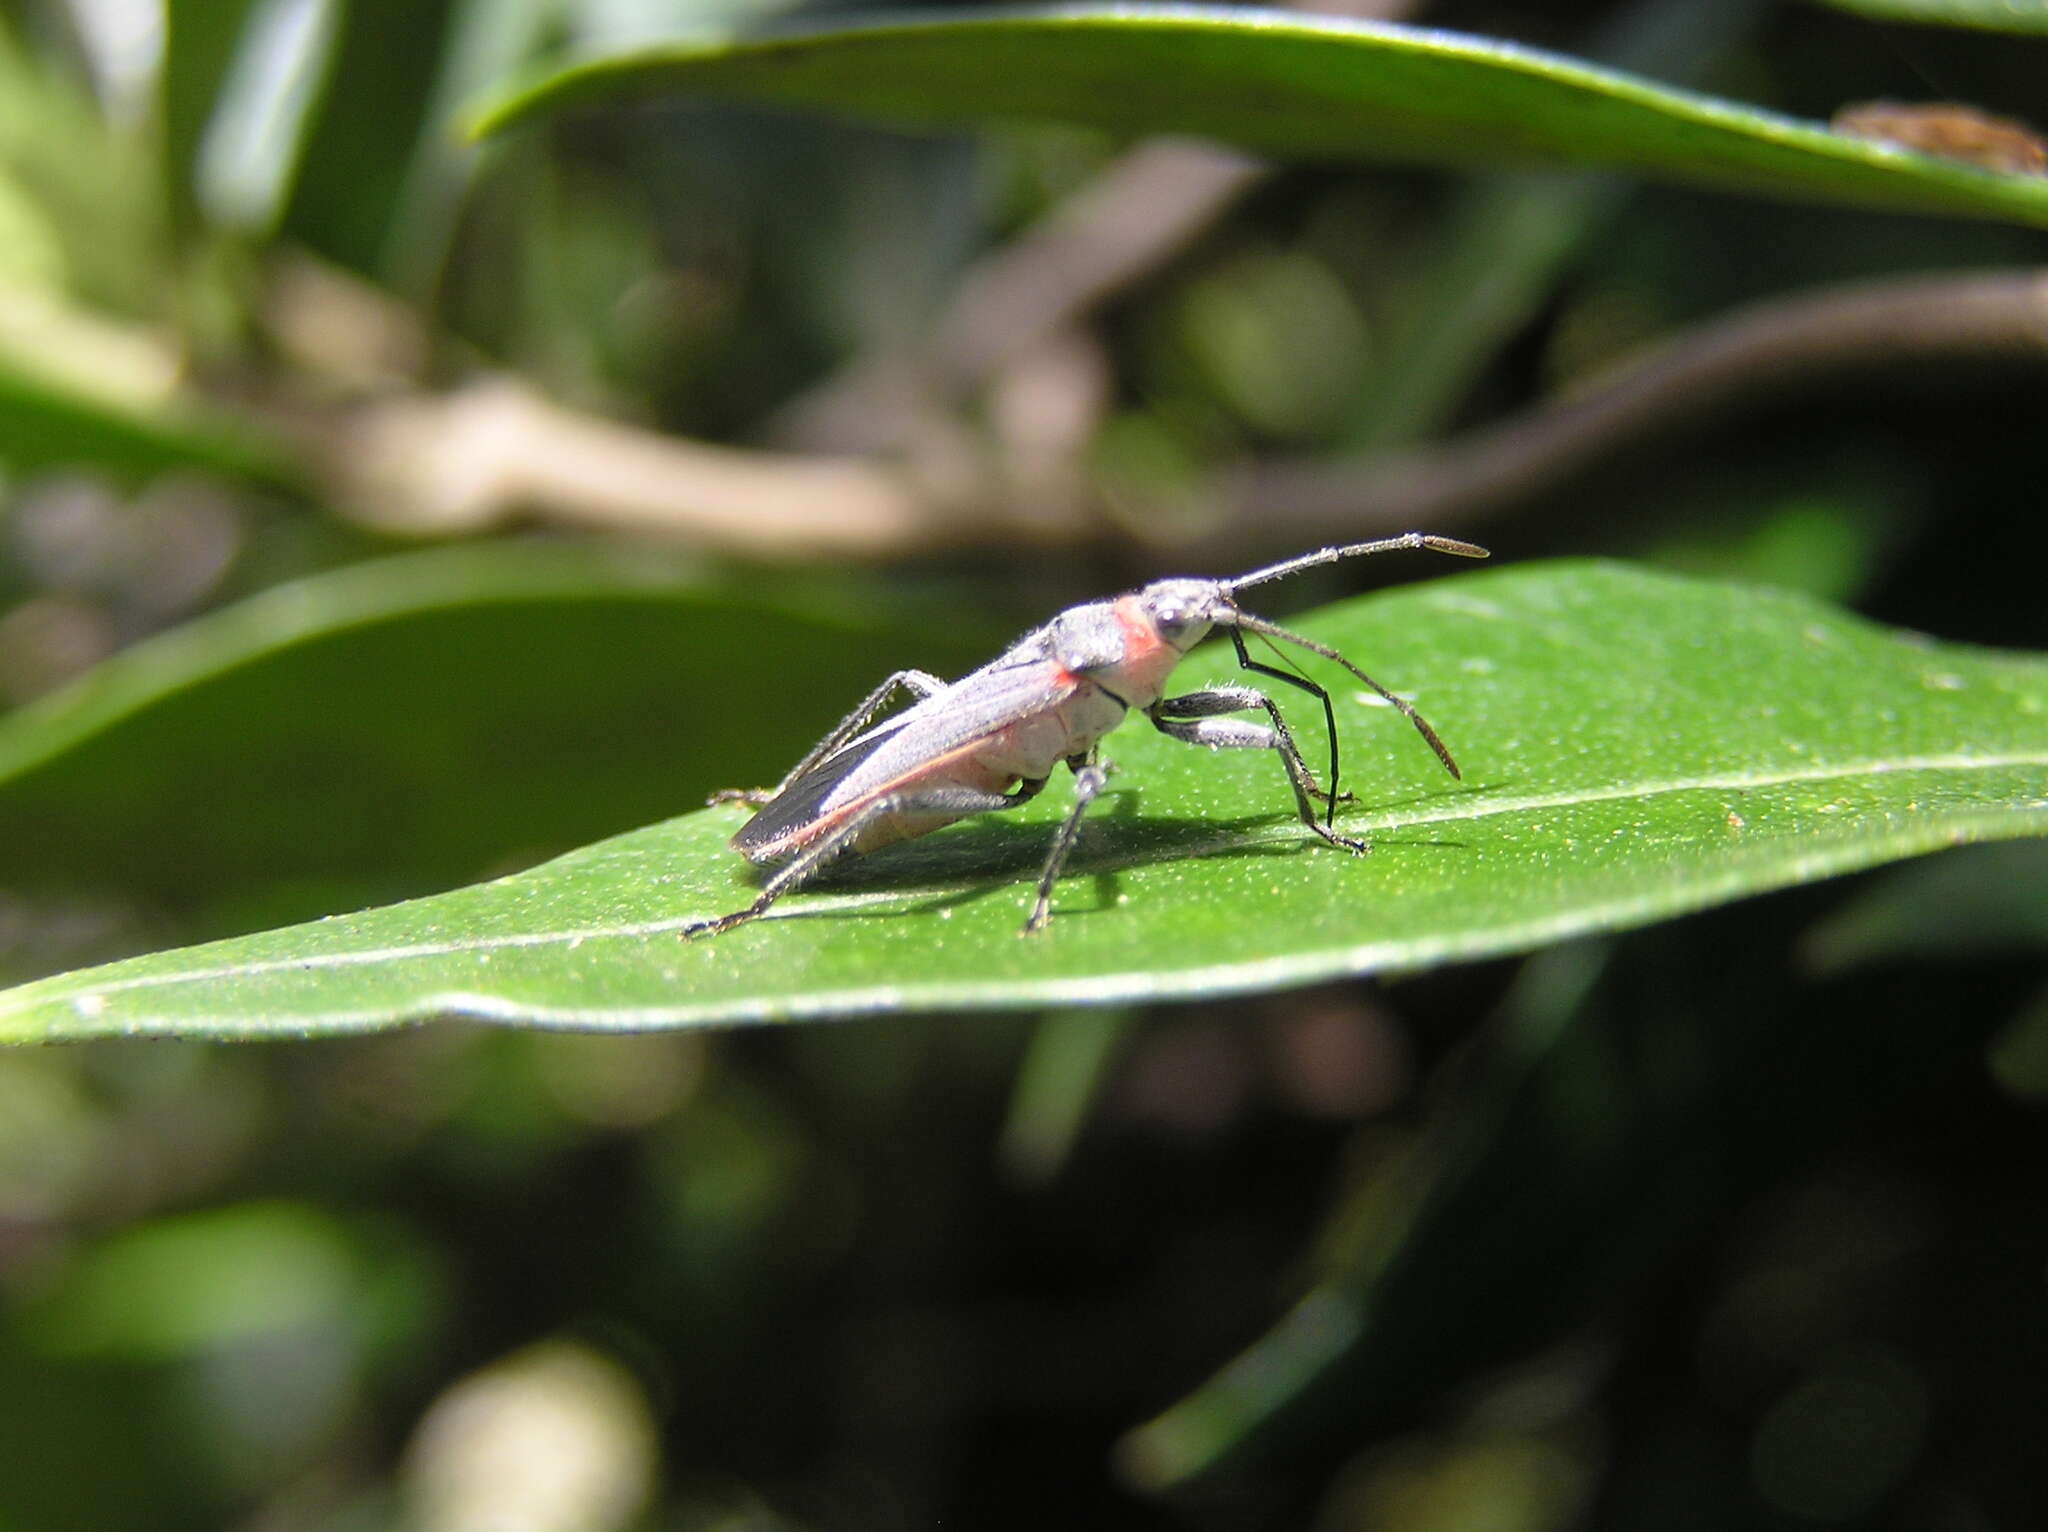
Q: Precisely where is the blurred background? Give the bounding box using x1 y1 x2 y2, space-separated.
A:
0 0 2045 1526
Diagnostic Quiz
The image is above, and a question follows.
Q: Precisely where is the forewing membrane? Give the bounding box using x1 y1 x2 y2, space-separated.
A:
734 638 1088 859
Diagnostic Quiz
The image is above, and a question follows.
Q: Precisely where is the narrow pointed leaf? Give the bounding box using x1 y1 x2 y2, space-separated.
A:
0 362 290 483
196 0 344 231
470 6 2048 231
1806 0 2048 36
3 561 2044 1041
0 541 997 925
1802 840 2048 971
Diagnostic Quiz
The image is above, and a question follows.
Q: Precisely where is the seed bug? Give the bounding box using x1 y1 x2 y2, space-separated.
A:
683 533 1489 938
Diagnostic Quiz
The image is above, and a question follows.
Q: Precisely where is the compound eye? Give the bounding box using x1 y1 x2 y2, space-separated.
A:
1139 580 1222 648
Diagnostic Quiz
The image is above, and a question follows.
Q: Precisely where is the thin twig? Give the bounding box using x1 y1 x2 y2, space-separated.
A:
319 377 1079 556
311 270 2048 560
1233 267 2048 548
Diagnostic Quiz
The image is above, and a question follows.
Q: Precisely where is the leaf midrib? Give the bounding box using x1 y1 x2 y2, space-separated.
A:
18 805 2040 1036
1350 748 2048 831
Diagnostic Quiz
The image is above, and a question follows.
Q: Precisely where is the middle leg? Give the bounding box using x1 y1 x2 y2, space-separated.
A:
1022 752 1116 935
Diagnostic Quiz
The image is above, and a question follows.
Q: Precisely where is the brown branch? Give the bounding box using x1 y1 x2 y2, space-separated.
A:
1230 267 2048 551
316 377 1081 557
309 270 2048 562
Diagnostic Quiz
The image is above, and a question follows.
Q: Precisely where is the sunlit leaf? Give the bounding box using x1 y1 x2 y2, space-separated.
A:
2 561 2043 1041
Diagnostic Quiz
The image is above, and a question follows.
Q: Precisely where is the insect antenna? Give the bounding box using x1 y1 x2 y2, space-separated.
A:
1250 627 1317 689
1225 533 1488 595
1232 613 1464 780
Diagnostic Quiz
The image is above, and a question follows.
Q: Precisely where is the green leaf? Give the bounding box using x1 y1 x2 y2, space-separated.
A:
3 561 2044 1041
998 1008 1134 1185
0 360 289 483
1801 840 2048 972
195 0 345 233
1803 0 2048 36
23 1200 376 1360
0 541 999 933
469 6 2048 231
266 0 476 273
164 0 270 224
385 0 564 293
1989 987 2048 1097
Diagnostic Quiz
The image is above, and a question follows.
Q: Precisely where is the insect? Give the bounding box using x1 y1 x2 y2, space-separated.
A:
683 533 1489 939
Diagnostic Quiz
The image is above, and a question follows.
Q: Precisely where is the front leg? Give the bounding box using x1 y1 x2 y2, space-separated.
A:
1151 687 1369 854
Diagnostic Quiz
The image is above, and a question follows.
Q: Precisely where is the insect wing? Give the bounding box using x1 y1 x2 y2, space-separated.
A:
731 720 907 858
838 648 1084 795
734 646 1084 859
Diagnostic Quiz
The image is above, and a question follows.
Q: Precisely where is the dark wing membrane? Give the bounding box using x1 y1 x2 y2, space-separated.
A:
731 716 914 859
733 645 1085 859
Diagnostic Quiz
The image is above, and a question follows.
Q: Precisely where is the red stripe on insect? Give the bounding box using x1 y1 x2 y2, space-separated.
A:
1112 595 1170 660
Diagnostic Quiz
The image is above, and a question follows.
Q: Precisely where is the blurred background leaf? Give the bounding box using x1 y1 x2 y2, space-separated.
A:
1123 909 2040 1500
1802 839 2048 971
0 539 999 947
1802 0 2048 35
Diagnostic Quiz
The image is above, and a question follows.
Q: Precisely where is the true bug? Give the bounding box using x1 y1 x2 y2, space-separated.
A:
683 533 1488 938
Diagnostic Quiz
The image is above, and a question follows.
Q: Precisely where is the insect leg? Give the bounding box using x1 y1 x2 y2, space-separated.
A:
1228 615 1462 782
1227 629 1345 823
708 669 949 806
1023 753 1115 936
683 776 1047 937
1151 686 1369 855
